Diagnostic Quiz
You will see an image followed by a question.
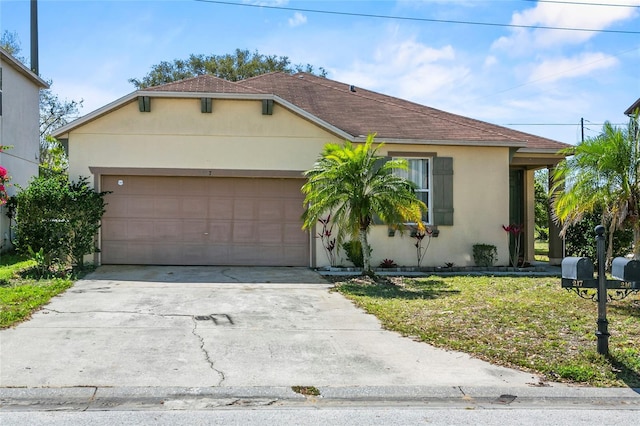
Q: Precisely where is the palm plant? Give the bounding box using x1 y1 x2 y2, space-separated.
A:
302 134 426 273
552 113 640 261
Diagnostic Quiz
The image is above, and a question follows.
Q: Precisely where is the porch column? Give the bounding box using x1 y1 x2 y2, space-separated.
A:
548 166 563 265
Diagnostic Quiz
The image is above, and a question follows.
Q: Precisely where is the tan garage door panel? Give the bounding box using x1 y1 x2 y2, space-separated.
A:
101 176 309 266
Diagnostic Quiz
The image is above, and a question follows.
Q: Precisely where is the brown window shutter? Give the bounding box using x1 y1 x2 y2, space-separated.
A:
432 156 454 225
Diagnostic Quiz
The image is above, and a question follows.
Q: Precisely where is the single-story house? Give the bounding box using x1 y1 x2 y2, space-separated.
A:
0 47 49 252
53 72 570 268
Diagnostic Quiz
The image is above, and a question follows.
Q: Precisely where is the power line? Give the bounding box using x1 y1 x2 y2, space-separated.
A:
502 122 627 126
193 0 640 34
522 0 640 8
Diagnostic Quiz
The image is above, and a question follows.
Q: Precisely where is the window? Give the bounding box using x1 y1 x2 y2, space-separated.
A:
390 155 454 226
394 157 431 223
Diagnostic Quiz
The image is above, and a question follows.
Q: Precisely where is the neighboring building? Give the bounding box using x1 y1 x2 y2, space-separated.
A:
0 47 48 252
625 98 640 116
53 72 570 268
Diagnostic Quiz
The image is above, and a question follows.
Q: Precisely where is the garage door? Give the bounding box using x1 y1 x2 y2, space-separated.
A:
100 175 309 266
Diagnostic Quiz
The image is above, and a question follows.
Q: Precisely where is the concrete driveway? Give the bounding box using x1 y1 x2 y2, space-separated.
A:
0 266 544 388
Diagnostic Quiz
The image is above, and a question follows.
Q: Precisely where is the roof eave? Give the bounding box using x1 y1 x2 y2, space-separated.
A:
353 136 527 148
0 47 49 88
516 148 568 155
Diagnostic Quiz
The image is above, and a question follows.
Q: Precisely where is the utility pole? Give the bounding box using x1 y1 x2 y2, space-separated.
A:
581 117 584 143
30 0 39 75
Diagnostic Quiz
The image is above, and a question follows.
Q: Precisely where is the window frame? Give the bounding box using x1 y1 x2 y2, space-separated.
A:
392 154 433 225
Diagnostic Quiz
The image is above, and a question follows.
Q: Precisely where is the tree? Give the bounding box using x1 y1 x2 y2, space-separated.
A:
301 134 426 273
39 88 82 176
129 48 327 88
552 113 640 260
0 30 23 59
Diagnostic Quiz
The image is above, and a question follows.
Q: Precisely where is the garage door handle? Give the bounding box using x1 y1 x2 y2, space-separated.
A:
204 233 209 235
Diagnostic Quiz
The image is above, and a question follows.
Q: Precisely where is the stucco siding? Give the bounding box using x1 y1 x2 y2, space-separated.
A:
0 59 41 251
68 98 338 182
68 96 512 267
313 145 511 268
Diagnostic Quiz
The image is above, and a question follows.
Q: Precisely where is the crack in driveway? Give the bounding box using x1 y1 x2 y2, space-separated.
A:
191 318 225 386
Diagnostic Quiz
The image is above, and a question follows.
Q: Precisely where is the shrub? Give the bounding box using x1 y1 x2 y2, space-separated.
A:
564 210 633 262
472 244 497 267
342 240 372 268
379 258 398 268
14 176 108 272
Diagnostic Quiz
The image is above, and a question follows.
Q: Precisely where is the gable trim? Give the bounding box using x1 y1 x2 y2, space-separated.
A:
52 91 355 141
0 47 49 88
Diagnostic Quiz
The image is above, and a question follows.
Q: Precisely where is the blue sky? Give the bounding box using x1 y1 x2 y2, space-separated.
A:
2 0 639 144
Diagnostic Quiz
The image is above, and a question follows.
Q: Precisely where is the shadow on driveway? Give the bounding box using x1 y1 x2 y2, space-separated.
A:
87 265 331 284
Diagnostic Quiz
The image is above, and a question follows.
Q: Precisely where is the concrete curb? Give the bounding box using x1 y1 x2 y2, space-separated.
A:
1 386 639 411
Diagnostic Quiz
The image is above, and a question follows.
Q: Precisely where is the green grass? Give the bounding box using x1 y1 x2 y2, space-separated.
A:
0 253 74 328
334 275 640 387
535 240 549 262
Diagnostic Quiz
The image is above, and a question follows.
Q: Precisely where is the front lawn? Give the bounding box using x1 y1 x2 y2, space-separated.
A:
334 275 640 387
0 253 74 328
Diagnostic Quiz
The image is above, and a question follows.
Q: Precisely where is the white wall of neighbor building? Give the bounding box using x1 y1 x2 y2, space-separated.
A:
0 57 42 252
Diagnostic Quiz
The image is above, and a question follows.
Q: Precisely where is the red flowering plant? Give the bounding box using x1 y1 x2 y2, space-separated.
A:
502 224 523 267
0 145 10 206
317 215 338 267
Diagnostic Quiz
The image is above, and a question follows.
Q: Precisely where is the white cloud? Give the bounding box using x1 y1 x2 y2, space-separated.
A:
288 12 307 27
483 55 497 68
331 37 469 105
493 0 639 51
528 52 619 83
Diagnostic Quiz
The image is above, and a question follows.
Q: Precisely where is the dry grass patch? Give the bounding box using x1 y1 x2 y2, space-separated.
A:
333 275 640 387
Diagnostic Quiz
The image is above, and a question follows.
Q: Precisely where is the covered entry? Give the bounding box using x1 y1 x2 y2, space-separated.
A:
100 175 309 266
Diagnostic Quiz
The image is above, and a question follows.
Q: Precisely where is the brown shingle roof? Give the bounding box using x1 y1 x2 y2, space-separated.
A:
146 72 570 151
146 74 263 94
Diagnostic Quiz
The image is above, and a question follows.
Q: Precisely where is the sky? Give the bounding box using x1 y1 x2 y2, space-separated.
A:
2 0 639 144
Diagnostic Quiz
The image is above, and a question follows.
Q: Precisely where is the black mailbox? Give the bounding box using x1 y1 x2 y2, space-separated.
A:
561 257 594 280
611 257 640 282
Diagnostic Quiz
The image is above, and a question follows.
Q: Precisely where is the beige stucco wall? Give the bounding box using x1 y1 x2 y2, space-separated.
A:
0 59 41 251
68 96 511 267
313 144 511 268
68 98 338 182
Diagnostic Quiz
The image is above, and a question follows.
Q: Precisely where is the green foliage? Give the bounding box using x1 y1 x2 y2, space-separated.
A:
129 48 327 88
302 134 426 272
0 30 23 59
472 244 497 267
14 176 108 272
342 240 372 268
564 210 633 260
39 90 82 175
534 169 549 240
553 113 640 258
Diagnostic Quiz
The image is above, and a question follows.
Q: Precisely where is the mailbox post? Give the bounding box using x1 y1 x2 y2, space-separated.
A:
594 225 609 355
560 226 640 355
